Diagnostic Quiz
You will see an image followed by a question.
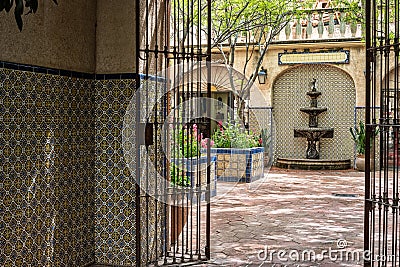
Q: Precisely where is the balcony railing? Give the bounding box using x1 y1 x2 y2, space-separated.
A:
235 8 363 43
276 8 362 41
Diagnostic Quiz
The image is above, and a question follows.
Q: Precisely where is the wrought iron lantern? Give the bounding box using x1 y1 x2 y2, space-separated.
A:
258 66 267 84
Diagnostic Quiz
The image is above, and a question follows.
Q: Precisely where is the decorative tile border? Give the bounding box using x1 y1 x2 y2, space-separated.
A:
0 61 150 266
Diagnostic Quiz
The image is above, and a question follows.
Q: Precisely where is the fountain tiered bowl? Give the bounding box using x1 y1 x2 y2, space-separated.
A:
276 79 351 170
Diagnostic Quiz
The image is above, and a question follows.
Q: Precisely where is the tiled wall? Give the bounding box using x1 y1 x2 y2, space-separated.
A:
94 78 137 265
1 67 95 266
212 148 264 183
272 64 356 162
0 63 143 266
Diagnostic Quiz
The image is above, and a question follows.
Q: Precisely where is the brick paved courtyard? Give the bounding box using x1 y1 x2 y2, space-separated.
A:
93 167 365 267
205 167 365 267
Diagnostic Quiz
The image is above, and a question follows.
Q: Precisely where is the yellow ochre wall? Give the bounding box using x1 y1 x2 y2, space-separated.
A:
0 0 140 74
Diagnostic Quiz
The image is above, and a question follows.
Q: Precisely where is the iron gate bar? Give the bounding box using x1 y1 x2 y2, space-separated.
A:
365 0 372 266
135 0 211 265
135 0 141 261
206 0 212 260
366 1 400 266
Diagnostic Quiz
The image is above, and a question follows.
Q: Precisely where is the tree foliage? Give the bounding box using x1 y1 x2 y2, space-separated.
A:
206 0 304 119
210 0 298 46
195 0 363 120
0 0 58 31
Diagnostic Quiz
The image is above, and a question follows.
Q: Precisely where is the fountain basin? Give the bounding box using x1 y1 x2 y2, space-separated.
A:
276 158 351 170
299 107 329 128
294 127 334 159
299 107 327 115
306 91 322 97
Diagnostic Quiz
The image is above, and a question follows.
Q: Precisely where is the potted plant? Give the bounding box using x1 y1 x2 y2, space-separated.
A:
169 161 190 245
169 124 217 244
207 120 264 182
350 121 379 171
170 123 217 193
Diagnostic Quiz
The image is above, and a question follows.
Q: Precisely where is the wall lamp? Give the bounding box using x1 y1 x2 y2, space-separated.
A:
258 66 267 84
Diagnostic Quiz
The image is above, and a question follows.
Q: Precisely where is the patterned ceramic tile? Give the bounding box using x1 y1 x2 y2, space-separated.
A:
94 79 137 266
211 148 264 183
1 68 95 267
136 79 167 265
95 77 167 266
0 66 166 267
272 64 356 162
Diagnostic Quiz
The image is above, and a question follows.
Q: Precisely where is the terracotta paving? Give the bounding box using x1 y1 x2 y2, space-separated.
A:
93 167 366 266
204 167 365 267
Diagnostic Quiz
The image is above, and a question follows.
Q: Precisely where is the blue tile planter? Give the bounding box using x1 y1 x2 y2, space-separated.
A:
209 147 264 183
171 155 217 198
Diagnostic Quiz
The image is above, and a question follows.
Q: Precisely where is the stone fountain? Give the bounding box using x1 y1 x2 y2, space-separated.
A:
276 79 351 170
294 78 333 159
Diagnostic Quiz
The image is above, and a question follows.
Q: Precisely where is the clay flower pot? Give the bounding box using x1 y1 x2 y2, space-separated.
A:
355 154 375 172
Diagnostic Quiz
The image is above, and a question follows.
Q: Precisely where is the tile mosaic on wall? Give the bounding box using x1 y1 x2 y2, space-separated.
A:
272 64 356 162
0 68 95 267
0 63 166 266
94 78 137 265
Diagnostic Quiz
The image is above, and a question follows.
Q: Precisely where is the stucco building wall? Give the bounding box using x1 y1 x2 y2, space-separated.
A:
0 0 143 74
96 0 137 73
0 1 162 266
230 41 366 107
0 1 97 73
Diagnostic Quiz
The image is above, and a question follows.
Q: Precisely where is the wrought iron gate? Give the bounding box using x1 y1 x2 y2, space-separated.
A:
135 0 212 265
365 0 400 266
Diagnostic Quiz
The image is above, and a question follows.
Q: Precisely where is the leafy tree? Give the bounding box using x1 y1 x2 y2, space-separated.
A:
332 0 364 23
172 0 302 120
0 0 58 31
175 0 364 121
209 0 300 120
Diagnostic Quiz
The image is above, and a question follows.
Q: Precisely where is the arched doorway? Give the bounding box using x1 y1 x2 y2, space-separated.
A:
272 64 356 162
176 63 259 134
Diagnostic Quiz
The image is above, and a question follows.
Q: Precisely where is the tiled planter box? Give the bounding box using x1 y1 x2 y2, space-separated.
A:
171 155 217 198
210 147 264 183
169 156 216 244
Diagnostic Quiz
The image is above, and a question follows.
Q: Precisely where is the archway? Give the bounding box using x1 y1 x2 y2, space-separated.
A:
176 63 263 132
272 64 356 163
